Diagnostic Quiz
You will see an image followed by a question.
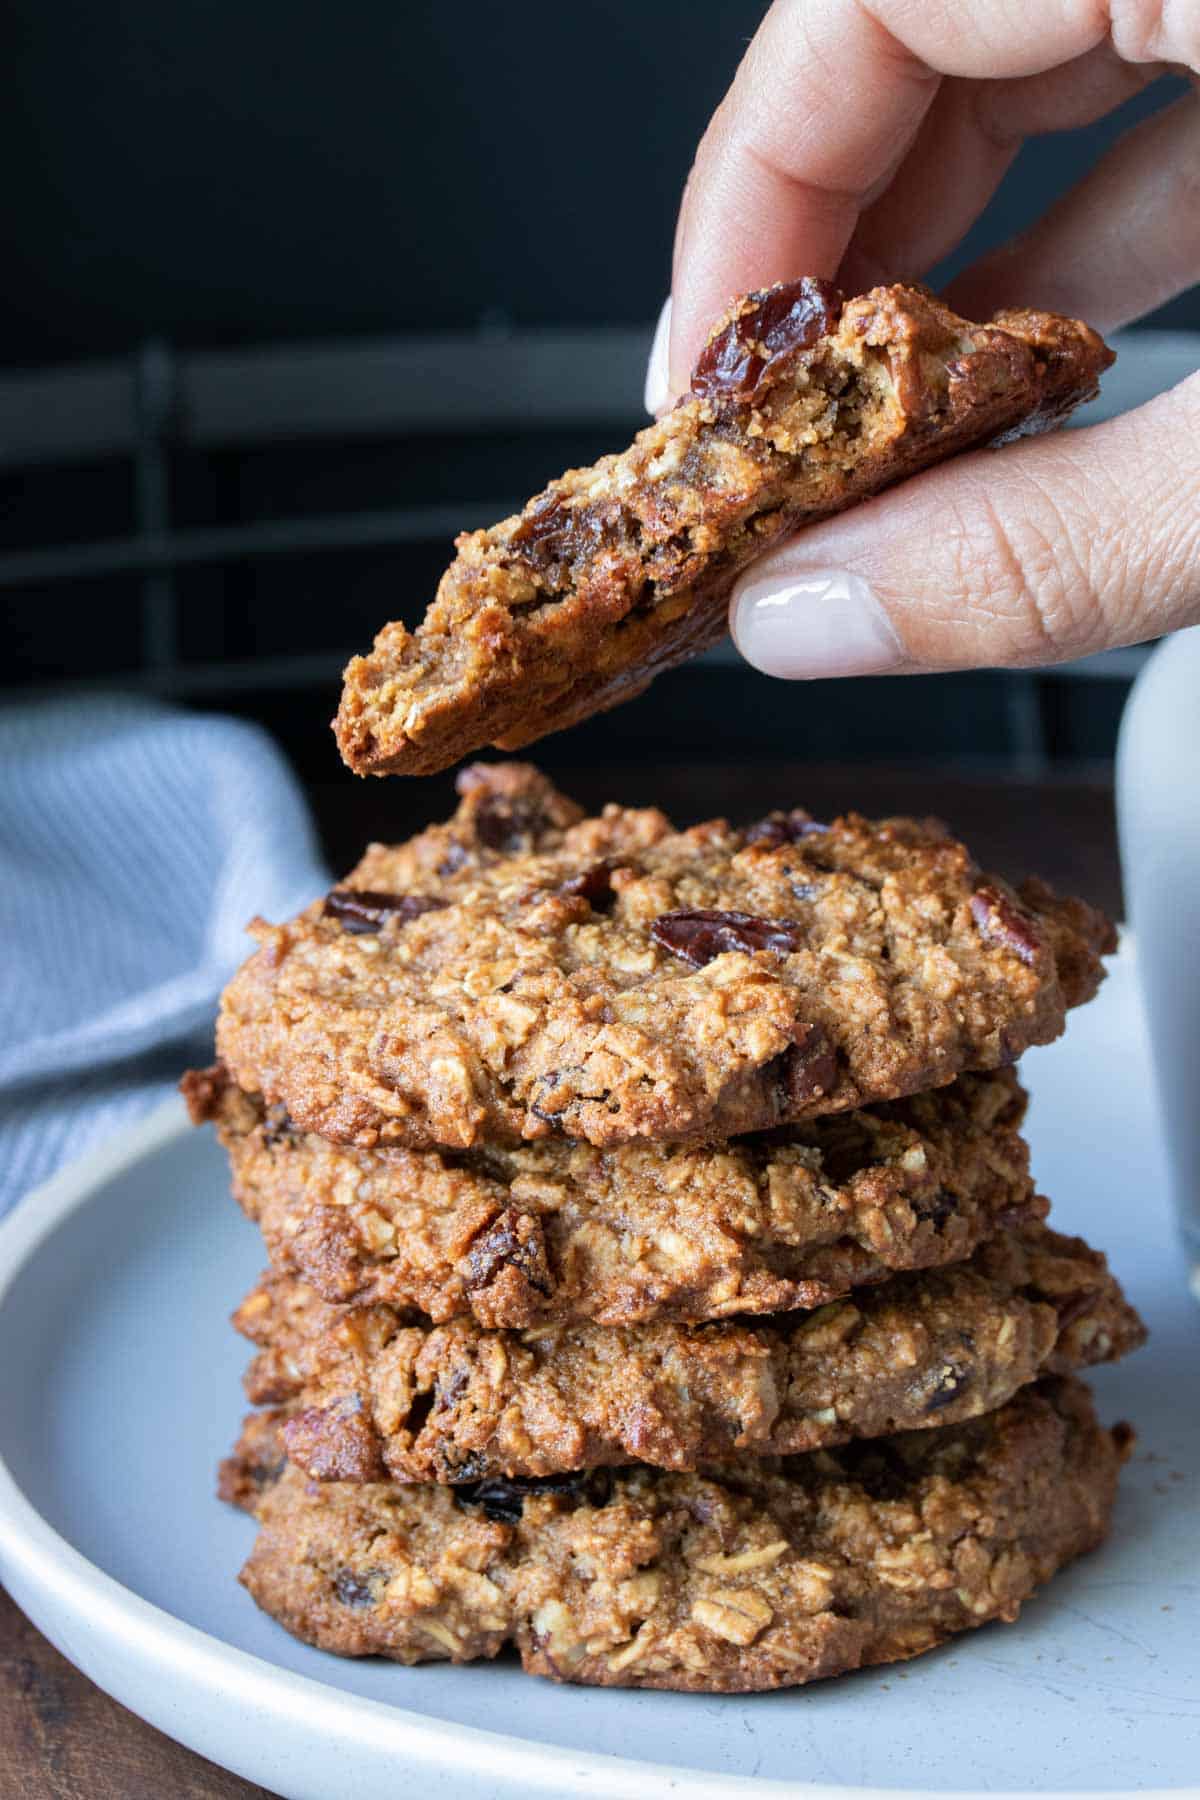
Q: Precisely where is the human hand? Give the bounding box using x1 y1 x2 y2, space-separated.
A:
645 1 1200 679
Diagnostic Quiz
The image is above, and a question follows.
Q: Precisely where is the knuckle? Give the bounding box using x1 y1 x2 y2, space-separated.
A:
1079 401 1200 641
909 389 1200 669
1120 482 1200 640
944 471 1095 662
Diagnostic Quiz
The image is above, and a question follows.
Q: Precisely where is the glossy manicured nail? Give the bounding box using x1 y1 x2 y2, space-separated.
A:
731 567 902 679
643 297 672 416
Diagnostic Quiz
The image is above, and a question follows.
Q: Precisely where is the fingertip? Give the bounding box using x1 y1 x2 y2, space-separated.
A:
643 297 673 417
729 561 904 680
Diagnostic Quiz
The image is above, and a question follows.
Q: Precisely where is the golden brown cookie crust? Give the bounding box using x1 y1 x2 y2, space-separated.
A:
233 1225 1143 1483
334 282 1112 777
186 1060 1040 1327
211 764 1115 1153
227 1379 1130 1691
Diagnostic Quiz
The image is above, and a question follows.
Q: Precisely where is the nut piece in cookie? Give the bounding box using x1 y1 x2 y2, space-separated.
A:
335 282 1112 776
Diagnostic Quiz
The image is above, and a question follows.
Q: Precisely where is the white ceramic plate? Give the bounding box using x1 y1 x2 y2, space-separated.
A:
0 948 1197 1800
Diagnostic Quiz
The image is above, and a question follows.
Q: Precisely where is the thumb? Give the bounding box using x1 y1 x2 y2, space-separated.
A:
729 373 1200 678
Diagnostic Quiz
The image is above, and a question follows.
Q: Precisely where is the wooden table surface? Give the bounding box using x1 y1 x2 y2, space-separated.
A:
1 763 1121 1800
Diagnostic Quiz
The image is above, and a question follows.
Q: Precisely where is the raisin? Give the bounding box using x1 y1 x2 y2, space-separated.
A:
742 809 828 848
969 885 1040 966
556 860 617 913
333 1569 379 1609
651 908 807 966
454 1469 611 1524
691 277 842 400
324 888 447 935
509 493 631 582
508 494 577 570
466 1209 552 1298
774 1023 837 1107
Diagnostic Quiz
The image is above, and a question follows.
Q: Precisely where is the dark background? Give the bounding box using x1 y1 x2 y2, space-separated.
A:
4 1 1197 357
1 0 1195 808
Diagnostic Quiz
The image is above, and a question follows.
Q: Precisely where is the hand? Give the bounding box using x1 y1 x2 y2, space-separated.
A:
645 1 1200 679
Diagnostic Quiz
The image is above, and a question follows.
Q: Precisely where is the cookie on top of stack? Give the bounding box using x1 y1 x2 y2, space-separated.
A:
185 761 1144 1693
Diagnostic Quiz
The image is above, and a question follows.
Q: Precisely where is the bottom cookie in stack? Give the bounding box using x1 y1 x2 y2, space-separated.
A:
221 1378 1130 1693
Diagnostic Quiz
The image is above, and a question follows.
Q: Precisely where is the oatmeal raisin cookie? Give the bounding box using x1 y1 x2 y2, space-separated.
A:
213 764 1114 1152
233 1224 1143 1483
335 282 1112 775
226 1378 1130 1691
185 1061 1038 1327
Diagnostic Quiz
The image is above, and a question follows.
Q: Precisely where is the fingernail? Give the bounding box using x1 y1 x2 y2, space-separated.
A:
731 568 903 679
643 297 672 416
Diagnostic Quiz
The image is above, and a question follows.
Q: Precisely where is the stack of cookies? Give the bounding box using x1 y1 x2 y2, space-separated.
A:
185 761 1144 1693
188 280 1135 1693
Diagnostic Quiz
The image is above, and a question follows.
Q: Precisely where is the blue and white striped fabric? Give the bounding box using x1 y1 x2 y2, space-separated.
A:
0 696 327 1211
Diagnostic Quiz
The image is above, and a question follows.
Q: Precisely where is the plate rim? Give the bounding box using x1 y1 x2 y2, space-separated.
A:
0 1089 1189 1800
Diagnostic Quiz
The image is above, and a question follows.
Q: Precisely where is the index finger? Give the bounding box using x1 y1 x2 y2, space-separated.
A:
668 0 1117 392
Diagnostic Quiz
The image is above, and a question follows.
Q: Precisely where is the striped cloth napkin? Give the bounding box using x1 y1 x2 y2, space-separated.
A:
0 696 327 1212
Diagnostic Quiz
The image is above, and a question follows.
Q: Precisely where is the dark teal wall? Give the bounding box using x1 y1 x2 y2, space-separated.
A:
1 0 1192 365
